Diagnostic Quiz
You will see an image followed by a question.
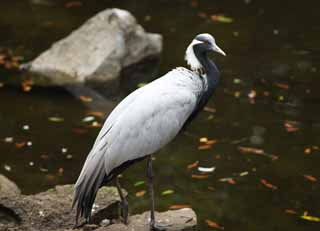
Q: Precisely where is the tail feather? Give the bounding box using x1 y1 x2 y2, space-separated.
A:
72 152 108 224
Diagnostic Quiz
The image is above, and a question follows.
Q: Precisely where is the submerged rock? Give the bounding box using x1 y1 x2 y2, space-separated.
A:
0 175 197 231
23 8 162 88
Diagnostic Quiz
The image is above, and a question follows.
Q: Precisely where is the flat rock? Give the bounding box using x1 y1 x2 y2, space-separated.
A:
0 175 197 231
0 174 124 231
96 209 197 231
0 175 21 198
24 8 162 87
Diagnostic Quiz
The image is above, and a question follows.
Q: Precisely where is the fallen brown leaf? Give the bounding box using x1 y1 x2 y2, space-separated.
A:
187 160 199 169
191 174 209 179
260 179 277 190
205 219 224 230
169 204 191 210
304 175 317 182
135 190 146 197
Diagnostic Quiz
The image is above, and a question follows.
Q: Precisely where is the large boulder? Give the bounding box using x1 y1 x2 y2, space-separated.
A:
24 8 162 87
0 175 197 231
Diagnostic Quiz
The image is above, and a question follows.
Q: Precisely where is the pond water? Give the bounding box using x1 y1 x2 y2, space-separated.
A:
1 0 320 230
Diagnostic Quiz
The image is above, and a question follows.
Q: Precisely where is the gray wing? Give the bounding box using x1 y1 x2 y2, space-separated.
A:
73 68 201 220
103 83 199 174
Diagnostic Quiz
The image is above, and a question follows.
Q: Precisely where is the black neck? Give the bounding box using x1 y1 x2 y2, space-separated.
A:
183 45 220 128
194 45 220 99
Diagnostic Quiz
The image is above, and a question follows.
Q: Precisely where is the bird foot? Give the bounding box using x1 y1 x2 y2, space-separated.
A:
72 221 87 229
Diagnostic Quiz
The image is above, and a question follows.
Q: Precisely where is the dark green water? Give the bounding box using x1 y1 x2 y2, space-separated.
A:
1 0 320 230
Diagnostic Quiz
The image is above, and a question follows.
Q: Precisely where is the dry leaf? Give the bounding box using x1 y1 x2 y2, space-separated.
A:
304 175 317 182
198 144 212 150
135 190 146 197
205 219 224 230
274 82 289 90
260 179 277 190
79 95 93 102
169 204 191 209
15 142 26 148
187 160 199 169
191 174 209 179
285 209 297 214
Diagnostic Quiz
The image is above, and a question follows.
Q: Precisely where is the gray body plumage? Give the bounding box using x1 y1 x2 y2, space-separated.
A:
73 67 205 219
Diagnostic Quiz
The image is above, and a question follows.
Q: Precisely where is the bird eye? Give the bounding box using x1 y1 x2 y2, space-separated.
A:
203 40 210 45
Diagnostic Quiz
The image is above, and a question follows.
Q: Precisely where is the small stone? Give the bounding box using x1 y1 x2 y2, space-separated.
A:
22 125 30 130
100 218 111 227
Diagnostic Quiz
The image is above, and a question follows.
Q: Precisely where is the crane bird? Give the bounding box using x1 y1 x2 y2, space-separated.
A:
72 33 226 230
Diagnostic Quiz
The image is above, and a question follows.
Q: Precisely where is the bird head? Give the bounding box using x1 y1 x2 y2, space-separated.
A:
185 33 226 72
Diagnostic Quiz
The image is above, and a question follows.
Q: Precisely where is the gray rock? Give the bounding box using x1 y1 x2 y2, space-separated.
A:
0 175 197 231
25 8 162 87
0 174 125 231
0 174 21 198
96 209 197 231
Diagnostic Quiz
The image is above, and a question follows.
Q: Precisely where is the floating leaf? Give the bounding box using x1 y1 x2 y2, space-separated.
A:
260 179 277 190
239 171 249 177
219 177 236 184
285 209 297 214
205 219 224 230
233 78 241 84
135 190 146 197
248 90 257 99
134 181 145 187
198 166 215 173
191 174 209 179
79 95 92 102
211 14 233 23
48 117 64 122
284 120 299 132
161 189 174 196
204 106 216 113
82 116 95 122
304 147 312 154
274 82 289 90
304 175 317 182
238 146 264 154
187 160 199 169
199 137 208 143
4 164 11 172
198 144 212 150
169 204 191 209
15 142 26 148
301 211 320 222
4 137 13 143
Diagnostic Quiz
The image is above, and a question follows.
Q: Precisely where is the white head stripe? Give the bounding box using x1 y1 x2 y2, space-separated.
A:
185 39 203 71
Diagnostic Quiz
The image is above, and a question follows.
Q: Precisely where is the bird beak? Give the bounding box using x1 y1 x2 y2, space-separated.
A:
212 44 226 56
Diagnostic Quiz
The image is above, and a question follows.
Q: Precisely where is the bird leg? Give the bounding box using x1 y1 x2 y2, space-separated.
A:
115 176 129 225
146 155 167 231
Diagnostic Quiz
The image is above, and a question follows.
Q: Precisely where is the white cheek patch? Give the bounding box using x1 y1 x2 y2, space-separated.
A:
185 39 203 71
